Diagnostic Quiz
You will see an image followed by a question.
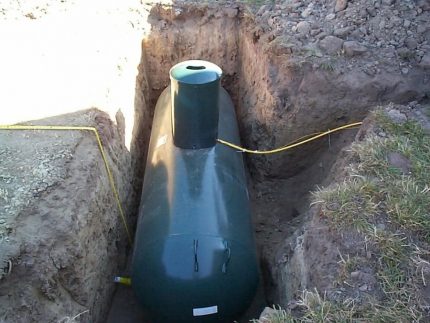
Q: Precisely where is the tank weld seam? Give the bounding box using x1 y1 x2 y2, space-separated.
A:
216 121 363 154
0 124 133 245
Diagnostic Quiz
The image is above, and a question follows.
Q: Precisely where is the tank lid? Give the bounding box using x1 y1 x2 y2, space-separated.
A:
170 60 222 85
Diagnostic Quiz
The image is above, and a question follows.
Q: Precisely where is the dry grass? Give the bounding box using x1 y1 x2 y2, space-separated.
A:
255 109 430 322
241 0 274 6
57 310 89 323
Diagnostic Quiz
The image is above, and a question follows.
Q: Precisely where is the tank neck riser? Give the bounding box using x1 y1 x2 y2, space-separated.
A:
170 60 222 149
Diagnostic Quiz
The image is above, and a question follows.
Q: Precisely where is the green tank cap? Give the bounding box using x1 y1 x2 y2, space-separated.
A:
170 60 222 149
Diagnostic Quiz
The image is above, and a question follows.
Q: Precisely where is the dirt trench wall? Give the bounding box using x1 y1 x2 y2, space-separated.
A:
236 22 429 179
0 110 134 323
141 3 240 111
139 2 429 180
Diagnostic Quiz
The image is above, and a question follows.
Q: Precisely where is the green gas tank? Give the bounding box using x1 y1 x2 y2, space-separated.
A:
131 60 259 323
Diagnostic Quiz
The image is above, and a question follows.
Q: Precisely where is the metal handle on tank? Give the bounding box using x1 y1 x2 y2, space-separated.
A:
193 239 199 272
222 241 231 274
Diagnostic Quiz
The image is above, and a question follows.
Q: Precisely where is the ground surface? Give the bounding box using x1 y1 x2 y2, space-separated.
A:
0 1 148 321
1 0 430 322
0 110 134 322
260 103 430 322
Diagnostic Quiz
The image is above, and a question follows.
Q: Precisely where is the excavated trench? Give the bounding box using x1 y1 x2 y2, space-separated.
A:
107 2 429 322
2 2 429 323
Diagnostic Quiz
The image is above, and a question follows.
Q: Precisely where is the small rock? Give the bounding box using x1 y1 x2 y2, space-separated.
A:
343 41 367 56
350 271 361 279
387 109 407 124
334 26 353 37
376 223 386 230
267 17 276 28
310 29 320 36
382 0 395 5
335 0 348 12
378 131 387 138
317 32 328 40
271 43 294 56
387 151 411 174
301 8 312 18
391 17 403 27
257 5 270 16
319 35 344 54
358 8 368 18
417 0 430 11
350 29 364 40
403 19 411 28
417 25 428 34
297 21 311 34
287 301 299 310
326 13 336 20
401 67 409 74
366 7 377 17
405 38 418 49
359 284 368 292
259 307 281 321
420 53 430 68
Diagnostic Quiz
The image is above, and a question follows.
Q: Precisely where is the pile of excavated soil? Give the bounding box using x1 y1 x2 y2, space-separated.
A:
251 0 430 73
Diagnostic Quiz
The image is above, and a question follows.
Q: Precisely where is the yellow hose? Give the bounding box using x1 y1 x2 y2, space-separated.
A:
0 121 363 245
114 276 132 286
217 121 363 154
0 125 133 245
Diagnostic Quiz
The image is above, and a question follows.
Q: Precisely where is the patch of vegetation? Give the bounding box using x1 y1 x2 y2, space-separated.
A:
240 0 274 6
255 109 430 322
58 310 89 323
318 61 335 72
397 49 415 61
423 104 430 119
250 305 292 323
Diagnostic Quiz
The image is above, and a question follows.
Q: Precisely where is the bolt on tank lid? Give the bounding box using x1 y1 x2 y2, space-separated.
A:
170 60 222 85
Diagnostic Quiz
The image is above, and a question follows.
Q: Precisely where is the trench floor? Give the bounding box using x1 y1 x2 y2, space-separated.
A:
106 260 266 323
106 129 357 322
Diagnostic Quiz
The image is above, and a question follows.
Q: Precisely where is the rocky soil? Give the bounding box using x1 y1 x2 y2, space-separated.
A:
252 0 430 72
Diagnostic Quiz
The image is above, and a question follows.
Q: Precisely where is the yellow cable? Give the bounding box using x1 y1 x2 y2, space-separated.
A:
114 276 132 286
0 124 133 245
217 121 363 154
1 121 363 244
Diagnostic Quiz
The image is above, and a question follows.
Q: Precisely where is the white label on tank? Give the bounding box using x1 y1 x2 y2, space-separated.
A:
156 135 167 148
193 305 218 316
